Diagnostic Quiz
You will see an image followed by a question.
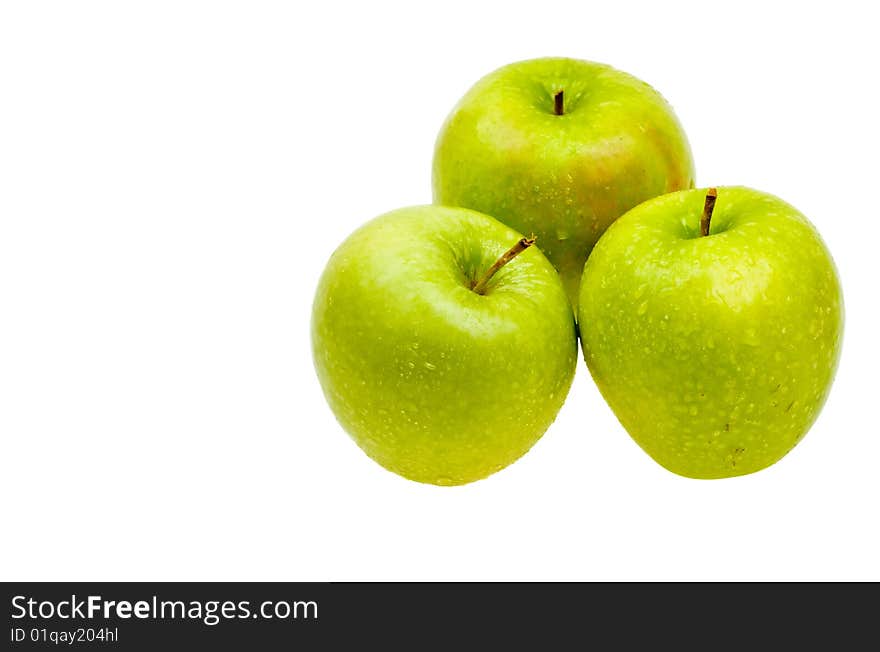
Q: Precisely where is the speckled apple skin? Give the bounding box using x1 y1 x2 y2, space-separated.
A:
578 187 844 479
312 206 577 486
433 57 695 306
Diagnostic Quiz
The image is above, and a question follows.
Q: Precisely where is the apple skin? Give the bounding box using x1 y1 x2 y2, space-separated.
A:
312 206 577 485
433 57 695 306
578 187 843 479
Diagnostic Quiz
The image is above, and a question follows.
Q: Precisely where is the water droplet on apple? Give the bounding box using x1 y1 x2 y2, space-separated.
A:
424 361 436 370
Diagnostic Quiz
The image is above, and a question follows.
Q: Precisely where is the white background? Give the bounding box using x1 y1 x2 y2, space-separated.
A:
2 1 878 581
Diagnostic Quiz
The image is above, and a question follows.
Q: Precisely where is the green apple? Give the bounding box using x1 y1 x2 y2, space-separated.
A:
312 205 577 485
433 57 695 306
579 186 843 478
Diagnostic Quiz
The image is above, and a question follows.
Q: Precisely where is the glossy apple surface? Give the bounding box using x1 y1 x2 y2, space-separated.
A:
312 206 577 485
433 57 695 305
579 187 843 478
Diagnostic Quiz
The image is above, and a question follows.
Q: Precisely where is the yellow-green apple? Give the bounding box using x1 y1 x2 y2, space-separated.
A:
433 57 695 305
312 206 577 485
579 187 843 478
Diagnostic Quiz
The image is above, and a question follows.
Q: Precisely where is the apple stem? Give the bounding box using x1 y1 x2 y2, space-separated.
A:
554 90 564 116
471 236 537 295
700 187 718 237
